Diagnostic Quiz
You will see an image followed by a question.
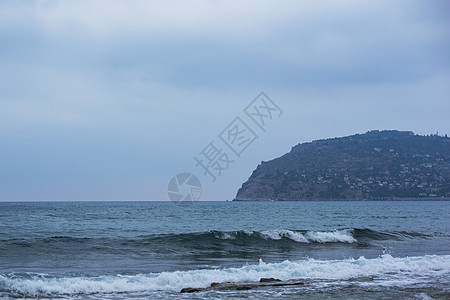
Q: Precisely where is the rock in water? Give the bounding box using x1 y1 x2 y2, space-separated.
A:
180 287 205 293
260 277 282 283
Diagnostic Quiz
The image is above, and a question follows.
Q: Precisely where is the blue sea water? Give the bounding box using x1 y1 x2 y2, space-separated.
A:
0 201 449 299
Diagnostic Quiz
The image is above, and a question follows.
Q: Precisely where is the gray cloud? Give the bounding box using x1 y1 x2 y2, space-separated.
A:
0 0 449 200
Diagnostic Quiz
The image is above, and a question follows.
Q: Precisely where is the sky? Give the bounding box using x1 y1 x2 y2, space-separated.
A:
0 0 449 201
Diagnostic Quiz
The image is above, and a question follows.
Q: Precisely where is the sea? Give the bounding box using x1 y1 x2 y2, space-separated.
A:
0 201 449 299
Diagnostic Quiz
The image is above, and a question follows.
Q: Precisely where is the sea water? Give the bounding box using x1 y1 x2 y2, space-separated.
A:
0 201 449 299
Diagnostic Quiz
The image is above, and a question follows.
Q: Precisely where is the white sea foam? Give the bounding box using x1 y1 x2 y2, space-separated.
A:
258 229 356 243
260 230 309 242
1 255 449 297
304 230 357 243
212 229 356 243
214 232 236 240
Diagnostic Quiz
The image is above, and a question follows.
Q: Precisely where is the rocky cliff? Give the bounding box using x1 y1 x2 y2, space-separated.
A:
234 130 450 201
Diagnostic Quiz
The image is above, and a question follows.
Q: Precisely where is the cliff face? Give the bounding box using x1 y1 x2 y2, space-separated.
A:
234 130 450 201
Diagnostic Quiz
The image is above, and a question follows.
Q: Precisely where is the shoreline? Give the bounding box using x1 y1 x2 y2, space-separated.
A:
233 197 450 201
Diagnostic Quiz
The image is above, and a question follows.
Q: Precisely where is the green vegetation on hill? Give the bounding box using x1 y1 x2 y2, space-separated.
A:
234 130 450 201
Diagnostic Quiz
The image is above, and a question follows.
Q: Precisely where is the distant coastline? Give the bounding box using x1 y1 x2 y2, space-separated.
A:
233 197 450 201
234 130 450 201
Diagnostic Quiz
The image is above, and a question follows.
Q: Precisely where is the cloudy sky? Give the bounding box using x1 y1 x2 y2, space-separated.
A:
1 0 449 201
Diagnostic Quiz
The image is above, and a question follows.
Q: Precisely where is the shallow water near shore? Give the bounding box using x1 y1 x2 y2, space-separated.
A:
0 201 449 299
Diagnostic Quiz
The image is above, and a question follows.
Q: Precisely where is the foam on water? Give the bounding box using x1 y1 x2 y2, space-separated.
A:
214 229 357 243
304 230 357 243
260 229 310 242
1 255 449 297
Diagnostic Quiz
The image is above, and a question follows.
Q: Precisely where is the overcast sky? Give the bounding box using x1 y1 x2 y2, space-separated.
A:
1 0 449 201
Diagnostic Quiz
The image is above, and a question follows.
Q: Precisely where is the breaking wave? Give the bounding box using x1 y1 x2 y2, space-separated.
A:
1 255 449 297
1 228 436 253
212 229 357 243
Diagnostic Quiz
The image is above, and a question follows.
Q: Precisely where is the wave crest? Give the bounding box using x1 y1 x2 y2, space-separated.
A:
1 255 449 297
213 229 356 243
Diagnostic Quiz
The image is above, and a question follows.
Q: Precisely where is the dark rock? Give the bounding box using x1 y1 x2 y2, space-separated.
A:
235 285 253 290
346 277 374 282
260 277 282 283
182 278 306 293
180 287 205 293
272 281 304 287
210 282 221 287
212 283 257 291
